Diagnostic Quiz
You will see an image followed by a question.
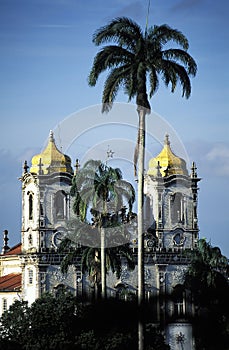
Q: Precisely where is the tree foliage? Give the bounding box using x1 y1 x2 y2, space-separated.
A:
0 294 170 350
60 160 136 298
0 292 80 350
184 239 229 350
88 17 197 112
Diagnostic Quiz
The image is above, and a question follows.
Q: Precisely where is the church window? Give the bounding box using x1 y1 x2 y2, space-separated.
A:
28 234 33 246
174 298 184 316
28 269 33 284
171 193 183 224
172 284 185 317
29 193 33 220
40 202 44 216
54 191 66 219
173 231 185 246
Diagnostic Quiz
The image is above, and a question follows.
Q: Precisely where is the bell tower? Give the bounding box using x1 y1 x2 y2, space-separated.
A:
144 134 200 251
19 131 76 304
144 135 201 350
20 130 74 254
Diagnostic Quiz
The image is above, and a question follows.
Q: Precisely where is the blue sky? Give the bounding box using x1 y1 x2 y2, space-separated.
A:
0 0 229 256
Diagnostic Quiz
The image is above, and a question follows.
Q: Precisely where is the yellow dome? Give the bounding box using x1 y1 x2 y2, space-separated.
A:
30 131 73 175
148 135 188 177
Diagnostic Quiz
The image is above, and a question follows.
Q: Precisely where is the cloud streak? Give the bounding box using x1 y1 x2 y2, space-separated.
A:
170 0 204 12
187 140 229 177
112 1 145 21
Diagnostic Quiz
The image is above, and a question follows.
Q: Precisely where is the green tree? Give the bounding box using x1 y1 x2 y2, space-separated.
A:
0 292 80 350
184 239 229 349
0 300 29 347
88 16 197 349
88 15 197 308
69 159 135 299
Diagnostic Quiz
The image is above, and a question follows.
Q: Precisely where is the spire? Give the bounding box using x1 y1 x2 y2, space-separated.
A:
164 133 170 146
49 130 54 142
191 161 197 178
74 158 80 175
2 229 10 254
23 160 29 174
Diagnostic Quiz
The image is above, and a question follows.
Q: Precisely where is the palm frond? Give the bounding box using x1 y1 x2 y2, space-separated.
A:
150 24 189 50
92 17 143 51
160 59 192 98
88 46 133 87
102 65 132 112
149 68 159 98
61 250 79 274
162 49 197 76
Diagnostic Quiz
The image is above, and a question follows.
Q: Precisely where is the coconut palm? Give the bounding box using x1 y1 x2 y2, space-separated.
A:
61 236 135 300
88 17 197 310
69 159 135 299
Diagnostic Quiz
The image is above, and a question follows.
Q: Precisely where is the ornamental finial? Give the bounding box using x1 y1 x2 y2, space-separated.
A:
74 159 80 175
2 230 10 254
49 130 54 141
23 160 29 174
165 134 170 146
191 161 197 178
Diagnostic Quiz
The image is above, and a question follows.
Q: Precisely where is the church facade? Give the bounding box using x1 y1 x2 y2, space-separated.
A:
0 131 200 350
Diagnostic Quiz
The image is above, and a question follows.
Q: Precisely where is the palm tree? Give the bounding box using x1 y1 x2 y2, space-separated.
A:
88 16 197 313
184 239 229 349
61 236 135 300
69 159 135 299
185 239 228 308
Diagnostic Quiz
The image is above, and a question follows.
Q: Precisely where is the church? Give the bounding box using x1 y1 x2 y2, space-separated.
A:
0 130 200 350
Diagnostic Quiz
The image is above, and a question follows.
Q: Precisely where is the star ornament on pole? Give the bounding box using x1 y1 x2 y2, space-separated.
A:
106 145 115 160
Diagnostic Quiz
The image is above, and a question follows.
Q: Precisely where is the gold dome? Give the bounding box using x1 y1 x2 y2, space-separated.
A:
30 131 73 175
148 134 188 177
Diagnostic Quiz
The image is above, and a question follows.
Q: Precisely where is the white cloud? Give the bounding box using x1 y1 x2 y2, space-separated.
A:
206 144 229 161
186 140 229 177
205 143 229 176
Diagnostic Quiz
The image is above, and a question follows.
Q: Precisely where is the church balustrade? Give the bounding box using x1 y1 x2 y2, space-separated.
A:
38 253 82 265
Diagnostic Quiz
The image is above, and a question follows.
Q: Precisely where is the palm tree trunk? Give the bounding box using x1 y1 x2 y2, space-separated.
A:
137 107 146 350
101 226 106 299
94 249 99 300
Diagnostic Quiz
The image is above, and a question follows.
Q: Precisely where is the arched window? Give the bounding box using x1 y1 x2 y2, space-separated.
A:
29 193 33 220
28 234 33 246
54 191 66 219
171 193 183 224
172 284 185 317
40 202 44 216
28 269 33 284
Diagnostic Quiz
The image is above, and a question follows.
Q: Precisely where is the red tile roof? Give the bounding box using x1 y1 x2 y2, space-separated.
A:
0 273 21 291
4 243 22 255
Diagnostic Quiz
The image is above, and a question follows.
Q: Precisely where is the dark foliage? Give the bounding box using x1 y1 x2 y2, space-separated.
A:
0 293 170 350
184 239 229 350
